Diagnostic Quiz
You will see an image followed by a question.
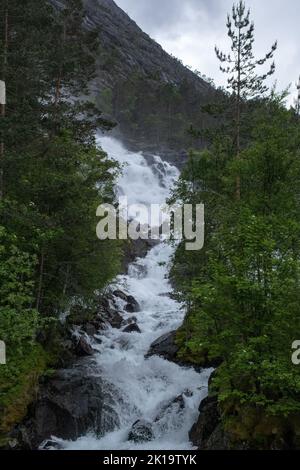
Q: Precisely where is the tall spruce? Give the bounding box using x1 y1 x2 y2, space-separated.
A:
215 0 277 199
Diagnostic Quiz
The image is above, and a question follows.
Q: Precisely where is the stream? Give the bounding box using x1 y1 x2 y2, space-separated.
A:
59 136 211 450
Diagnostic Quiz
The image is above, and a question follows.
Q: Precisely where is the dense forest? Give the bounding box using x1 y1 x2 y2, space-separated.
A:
0 0 123 443
171 2 300 449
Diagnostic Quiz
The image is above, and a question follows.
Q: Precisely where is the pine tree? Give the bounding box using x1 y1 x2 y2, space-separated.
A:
215 0 277 199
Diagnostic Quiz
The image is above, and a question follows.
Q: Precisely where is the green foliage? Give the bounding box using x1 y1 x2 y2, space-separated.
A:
0 343 47 440
112 73 219 151
172 93 300 445
0 226 39 348
0 0 124 437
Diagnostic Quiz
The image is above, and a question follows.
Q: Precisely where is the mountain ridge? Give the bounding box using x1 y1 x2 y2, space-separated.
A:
50 0 219 165
83 0 212 92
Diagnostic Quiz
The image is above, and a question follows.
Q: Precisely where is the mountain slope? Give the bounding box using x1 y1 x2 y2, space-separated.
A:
50 0 220 165
83 0 211 92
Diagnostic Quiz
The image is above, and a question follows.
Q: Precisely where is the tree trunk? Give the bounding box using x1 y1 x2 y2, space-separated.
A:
235 24 242 201
63 264 70 296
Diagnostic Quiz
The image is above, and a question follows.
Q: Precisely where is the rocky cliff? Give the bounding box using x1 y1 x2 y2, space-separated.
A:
50 0 220 166
82 0 210 92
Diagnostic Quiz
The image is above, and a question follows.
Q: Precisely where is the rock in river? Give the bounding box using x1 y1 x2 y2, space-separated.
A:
128 420 154 443
145 331 179 362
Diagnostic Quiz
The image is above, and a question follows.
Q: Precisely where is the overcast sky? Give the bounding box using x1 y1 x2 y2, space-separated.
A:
115 0 299 105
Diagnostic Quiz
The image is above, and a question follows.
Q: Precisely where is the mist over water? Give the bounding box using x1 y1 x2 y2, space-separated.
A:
60 136 211 450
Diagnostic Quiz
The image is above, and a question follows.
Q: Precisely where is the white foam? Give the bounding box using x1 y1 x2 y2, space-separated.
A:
59 136 211 450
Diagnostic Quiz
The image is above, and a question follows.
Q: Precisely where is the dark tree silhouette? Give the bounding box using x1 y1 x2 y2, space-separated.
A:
215 0 277 199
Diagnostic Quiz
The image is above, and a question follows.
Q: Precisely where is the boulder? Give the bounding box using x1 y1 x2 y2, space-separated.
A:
122 323 141 334
125 295 140 313
128 420 154 443
74 335 94 357
189 396 222 449
39 439 64 450
15 365 119 449
113 290 140 313
145 331 179 362
98 296 123 329
113 290 129 302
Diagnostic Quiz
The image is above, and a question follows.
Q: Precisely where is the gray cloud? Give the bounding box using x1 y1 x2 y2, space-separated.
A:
115 0 300 105
116 0 220 31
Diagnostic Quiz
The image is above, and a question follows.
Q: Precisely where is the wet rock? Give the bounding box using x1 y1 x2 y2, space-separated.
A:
145 331 179 361
74 335 94 357
15 365 119 449
6 438 18 450
98 296 123 329
170 394 185 410
121 238 160 273
113 290 129 302
189 396 222 449
122 323 141 334
113 290 140 313
128 420 154 443
158 292 178 301
83 323 98 336
39 439 64 450
125 296 140 313
155 394 185 423
122 316 138 326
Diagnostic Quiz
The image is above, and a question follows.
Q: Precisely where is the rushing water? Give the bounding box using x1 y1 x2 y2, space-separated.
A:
60 136 211 450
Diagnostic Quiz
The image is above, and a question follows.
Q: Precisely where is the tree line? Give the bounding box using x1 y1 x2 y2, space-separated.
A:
171 1 300 448
0 0 122 441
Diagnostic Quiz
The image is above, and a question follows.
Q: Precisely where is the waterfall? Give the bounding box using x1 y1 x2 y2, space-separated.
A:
59 136 211 450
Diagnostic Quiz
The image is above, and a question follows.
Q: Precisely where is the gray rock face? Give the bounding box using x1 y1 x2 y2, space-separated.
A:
145 331 179 361
189 395 298 450
49 0 218 167
189 396 223 450
128 420 154 443
82 0 211 92
15 364 119 449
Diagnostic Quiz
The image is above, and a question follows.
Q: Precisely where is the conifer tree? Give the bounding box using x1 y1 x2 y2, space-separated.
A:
215 0 277 199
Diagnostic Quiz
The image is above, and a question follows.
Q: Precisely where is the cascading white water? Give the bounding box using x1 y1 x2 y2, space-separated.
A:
60 136 211 450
